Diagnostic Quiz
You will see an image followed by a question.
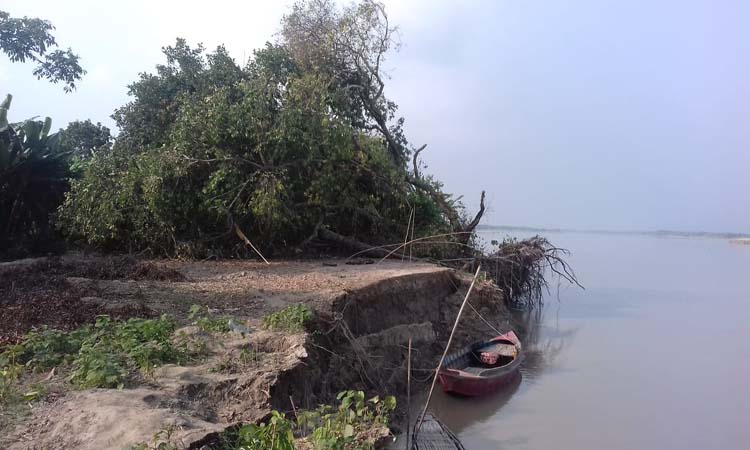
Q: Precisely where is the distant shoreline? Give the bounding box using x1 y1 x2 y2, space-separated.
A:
478 224 750 240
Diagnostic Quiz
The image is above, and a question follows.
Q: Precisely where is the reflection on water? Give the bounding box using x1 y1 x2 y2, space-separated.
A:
509 306 576 385
424 231 750 450
424 373 522 434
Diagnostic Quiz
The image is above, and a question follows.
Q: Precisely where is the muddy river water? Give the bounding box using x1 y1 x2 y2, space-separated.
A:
420 231 750 449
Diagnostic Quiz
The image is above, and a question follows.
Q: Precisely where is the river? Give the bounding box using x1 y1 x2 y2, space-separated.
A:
423 230 750 449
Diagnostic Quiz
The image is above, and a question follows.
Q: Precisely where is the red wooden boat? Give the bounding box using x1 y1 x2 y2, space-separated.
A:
438 331 522 396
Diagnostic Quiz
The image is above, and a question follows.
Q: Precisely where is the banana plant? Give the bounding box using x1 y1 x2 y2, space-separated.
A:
0 93 71 250
0 94 16 170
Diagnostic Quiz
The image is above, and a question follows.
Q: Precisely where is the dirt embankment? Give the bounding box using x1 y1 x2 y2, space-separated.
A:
1 256 510 450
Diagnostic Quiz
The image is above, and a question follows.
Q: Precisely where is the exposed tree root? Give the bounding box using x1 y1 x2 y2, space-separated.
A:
477 236 583 307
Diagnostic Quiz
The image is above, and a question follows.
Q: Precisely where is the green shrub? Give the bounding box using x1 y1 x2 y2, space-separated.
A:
301 390 396 450
231 411 296 450
262 304 312 333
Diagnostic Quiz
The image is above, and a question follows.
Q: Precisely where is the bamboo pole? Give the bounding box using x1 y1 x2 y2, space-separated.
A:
406 337 412 450
409 209 416 262
415 265 482 434
233 223 270 265
402 207 413 261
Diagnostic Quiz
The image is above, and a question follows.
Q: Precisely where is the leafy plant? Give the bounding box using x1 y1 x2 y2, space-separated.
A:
230 411 296 450
69 345 126 389
0 315 190 390
188 304 231 333
0 367 20 404
262 304 312 333
220 390 396 450
300 391 396 450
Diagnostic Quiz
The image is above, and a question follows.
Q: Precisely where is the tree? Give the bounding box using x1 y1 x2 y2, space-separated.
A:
279 0 485 244
58 120 112 158
61 41 417 256
0 10 85 92
60 0 485 258
112 39 244 151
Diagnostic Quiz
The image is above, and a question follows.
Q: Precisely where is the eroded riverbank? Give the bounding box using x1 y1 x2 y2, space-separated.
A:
1 256 511 449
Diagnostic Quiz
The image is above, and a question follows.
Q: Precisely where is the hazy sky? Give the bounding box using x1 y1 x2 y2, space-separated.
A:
2 0 748 233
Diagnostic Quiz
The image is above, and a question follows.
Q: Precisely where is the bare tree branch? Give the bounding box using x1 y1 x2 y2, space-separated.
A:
463 190 486 236
412 144 426 178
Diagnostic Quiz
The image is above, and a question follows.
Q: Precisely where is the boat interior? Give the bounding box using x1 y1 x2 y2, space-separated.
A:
444 339 517 372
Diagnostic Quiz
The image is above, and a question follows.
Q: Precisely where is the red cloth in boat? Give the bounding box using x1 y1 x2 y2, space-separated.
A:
478 341 516 365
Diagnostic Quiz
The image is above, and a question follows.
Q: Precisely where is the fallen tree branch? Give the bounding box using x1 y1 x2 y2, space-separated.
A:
317 227 400 259
412 144 426 178
377 232 476 263
406 174 463 231
299 216 325 251
460 190 486 244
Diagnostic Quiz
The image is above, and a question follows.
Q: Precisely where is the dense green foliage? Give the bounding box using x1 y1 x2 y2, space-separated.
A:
0 94 70 257
59 1 456 258
227 411 296 450
58 119 113 159
1 0 476 259
0 10 85 92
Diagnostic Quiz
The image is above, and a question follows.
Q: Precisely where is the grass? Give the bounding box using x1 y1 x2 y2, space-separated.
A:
262 304 312 333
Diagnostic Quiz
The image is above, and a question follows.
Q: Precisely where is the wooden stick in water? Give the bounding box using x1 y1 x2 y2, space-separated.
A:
406 337 412 450
415 265 482 434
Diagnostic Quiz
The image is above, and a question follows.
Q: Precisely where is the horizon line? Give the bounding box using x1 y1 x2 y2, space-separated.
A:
478 224 750 239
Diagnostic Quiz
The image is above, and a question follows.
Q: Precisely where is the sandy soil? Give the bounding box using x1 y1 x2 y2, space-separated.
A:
0 255 445 343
